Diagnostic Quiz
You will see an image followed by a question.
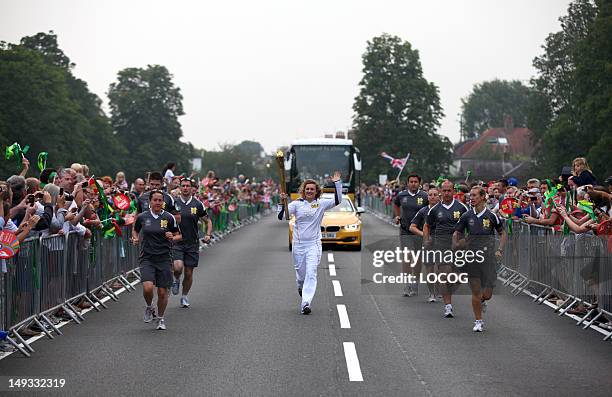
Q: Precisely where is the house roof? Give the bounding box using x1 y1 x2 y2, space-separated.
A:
454 127 533 159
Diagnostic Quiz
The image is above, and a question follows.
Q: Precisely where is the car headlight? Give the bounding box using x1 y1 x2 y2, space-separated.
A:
343 223 360 231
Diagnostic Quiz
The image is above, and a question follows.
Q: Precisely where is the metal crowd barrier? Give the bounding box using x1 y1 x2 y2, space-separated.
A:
1 200 268 356
0 227 141 357
498 222 612 341
201 200 263 243
363 193 612 341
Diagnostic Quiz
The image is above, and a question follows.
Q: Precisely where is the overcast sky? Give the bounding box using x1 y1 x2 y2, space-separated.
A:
2 0 571 153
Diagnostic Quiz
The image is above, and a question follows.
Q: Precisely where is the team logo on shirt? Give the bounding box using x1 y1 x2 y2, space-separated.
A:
160 219 168 229
483 219 490 228
417 197 423 205
144 219 152 227
191 207 197 215
311 203 319 208
453 211 461 219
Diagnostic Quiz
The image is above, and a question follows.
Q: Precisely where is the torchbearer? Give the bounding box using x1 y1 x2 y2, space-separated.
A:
278 171 343 315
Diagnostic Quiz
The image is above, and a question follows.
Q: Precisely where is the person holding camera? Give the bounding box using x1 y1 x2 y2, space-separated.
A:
278 171 342 315
523 185 565 232
132 190 182 330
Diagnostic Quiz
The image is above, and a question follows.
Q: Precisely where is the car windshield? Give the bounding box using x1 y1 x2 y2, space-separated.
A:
326 198 354 213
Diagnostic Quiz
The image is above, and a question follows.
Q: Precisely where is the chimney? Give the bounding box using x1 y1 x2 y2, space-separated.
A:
503 115 514 135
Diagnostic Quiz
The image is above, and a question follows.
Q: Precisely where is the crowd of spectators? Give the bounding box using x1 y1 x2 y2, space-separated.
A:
0 157 277 347
362 156 612 326
363 157 611 235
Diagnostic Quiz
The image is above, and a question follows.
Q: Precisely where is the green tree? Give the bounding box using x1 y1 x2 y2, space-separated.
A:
19 31 74 70
461 79 533 139
528 0 610 178
0 43 90 177
235 140 264 161
0 31 126 178
108 65 192 179
200 141 267 179
572 0 611 178
352 34 450 182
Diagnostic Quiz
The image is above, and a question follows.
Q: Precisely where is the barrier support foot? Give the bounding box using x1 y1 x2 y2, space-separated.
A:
39 314 62 336
32 317 54 339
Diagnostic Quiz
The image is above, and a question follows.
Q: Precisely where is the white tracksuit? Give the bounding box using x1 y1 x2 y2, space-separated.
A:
279 180 342 311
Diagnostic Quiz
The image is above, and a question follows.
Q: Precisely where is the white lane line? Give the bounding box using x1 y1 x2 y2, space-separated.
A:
343 342 364 381
327 253 334 262
337 304 351 329
332 280 343 296
329 264 337 276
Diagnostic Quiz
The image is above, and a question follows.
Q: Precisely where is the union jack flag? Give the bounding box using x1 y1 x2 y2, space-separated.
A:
380 152 410 170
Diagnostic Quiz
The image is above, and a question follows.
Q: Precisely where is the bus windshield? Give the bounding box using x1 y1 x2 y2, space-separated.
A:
293 145 351 187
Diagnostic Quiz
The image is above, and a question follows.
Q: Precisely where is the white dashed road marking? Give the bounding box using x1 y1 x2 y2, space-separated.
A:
332 280 343 296
337 304 351 328
343 342 364 381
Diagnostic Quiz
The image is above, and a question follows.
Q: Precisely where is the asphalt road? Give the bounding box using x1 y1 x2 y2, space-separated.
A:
0 213 610 396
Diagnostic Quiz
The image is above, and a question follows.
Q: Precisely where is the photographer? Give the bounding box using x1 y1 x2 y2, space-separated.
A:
18 190 54 236
0 182 40 244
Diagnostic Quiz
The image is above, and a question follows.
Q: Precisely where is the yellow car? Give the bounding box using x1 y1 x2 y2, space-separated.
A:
289 195 363 251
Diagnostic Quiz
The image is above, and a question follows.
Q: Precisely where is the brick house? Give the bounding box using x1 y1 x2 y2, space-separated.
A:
450 117 535 181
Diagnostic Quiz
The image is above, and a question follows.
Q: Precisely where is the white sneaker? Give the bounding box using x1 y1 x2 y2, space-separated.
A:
403 285 417 297
171 278 180 295
428 294 436 303
156 318 166 330
473 320 484 332
444 304 454 318
143 306 156 323
180 296 190 308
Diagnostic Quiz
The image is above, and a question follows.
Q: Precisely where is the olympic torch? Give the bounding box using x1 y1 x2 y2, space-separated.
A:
275 150 289 221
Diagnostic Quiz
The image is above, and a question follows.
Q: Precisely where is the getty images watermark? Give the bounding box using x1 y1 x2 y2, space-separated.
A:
370 245 488 284
360 235 499 295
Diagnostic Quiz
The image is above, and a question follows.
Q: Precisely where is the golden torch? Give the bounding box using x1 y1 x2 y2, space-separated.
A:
275 150 289 221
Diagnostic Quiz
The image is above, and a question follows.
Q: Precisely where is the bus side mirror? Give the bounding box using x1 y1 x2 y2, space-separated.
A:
284 153 292 170
353 153 362 171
